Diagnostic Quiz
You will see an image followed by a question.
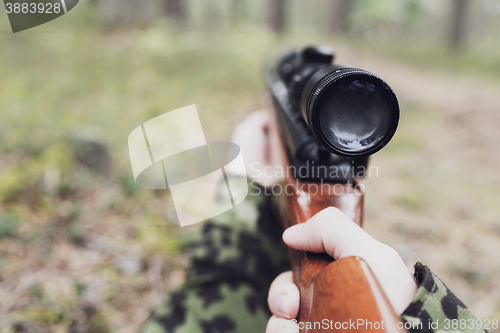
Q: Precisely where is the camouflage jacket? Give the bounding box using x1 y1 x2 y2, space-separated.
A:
402 262 488 333
141 185 487 333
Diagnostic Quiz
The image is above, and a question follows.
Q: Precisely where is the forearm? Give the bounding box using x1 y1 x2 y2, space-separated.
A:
402 261 487 333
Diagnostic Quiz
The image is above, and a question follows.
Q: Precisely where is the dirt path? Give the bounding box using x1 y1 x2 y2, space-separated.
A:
337 50 500 323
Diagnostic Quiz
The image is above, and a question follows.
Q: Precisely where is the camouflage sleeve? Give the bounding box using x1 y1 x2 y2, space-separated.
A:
140 178 486 333
401 261 487 333
140 180 290 333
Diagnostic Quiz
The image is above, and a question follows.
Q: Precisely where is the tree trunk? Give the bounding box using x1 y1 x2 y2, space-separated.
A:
331 0 354 34
449 0 470 50
269 0 287 33
230 0 246 26
203 1 222 31
95 0 161 27
165 0 188 30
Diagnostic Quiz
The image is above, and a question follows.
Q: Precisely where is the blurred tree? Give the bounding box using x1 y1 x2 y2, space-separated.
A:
165 0 188 30
449 0 471 49
230 0 247 26
95 0 121 26
203 1 223 31
95 0 162 27
331 0 355 34
269 0 288 33
401 0 423 29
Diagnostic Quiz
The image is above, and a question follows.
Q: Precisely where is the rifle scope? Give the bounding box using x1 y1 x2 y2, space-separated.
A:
279 46 399 158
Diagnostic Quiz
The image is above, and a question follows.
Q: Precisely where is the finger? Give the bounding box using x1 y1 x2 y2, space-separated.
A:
267 271 300 319
231 110 269 153
266 315 299 333
282 207 417 315
228 110 270 177
282 207 378 260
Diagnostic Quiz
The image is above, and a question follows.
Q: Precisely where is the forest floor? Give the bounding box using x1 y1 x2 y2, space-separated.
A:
346 48 500 325
0 26 499 333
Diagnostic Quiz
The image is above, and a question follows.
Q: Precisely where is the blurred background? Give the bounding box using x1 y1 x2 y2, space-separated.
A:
1 0 500 332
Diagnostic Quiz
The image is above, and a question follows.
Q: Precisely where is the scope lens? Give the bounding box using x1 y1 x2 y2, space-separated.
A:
303 67 399 157
317 77 393 154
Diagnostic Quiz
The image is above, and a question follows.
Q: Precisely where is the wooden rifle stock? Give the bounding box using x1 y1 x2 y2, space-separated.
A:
269 113 407 333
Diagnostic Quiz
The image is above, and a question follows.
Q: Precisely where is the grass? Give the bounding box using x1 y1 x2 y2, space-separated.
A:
1 13 500 332
353 37 500 84
0 19 282 332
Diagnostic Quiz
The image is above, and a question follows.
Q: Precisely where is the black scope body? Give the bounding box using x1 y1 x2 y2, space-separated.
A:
279 46 399 158
266 46 400 182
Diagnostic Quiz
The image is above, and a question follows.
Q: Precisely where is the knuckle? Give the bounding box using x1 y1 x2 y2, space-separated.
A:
267 285 277 304
323 206 341 215
268 272 292 304
278 271 292 280
265 316 277 333
313 206 341 225
379 243 402 262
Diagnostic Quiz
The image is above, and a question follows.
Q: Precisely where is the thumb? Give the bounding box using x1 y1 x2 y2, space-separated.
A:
281 206 417 315
282 207 379 260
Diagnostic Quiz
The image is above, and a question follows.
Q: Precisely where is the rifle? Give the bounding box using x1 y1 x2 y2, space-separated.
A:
265 46 406 332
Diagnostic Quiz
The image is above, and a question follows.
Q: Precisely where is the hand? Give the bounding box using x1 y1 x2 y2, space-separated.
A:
226 110 282 185
266 207 418 333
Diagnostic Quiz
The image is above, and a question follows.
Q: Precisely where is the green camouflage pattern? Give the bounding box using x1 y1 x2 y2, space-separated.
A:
141 184 290 333
141 181 485 333
402 262 488 333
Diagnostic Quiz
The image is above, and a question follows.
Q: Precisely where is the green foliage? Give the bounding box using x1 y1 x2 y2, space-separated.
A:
0 162 43 202
16 308 65 325
361 39 500 83
393 192 430 212
351 0 426 32
0 213 19 238
1 4 500 330
383 105 433 156
139 212 180 256
0 142 73 203
29 284 45 302
447 261 486 286
121 174 139 197
73 280 86 297
66 220 84 245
